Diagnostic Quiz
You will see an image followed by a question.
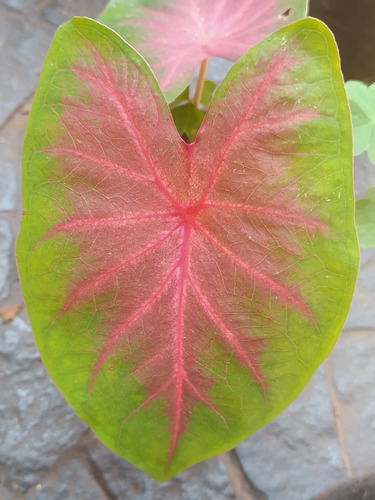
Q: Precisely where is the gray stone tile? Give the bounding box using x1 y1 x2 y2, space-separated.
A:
0 1 120 128
0 219 12 301
1 0 35 10
0 317 88 492
236 367 347 500
26 459 107 500
0 6 51 126
43 0 105 25
330 332 375 477
0 485 14 500
0 99 28 308
0 162 17 211
1 0 107 25
88 436 235 500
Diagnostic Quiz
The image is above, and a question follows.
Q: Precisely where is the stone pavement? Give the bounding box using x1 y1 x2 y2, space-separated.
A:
1 1 375 499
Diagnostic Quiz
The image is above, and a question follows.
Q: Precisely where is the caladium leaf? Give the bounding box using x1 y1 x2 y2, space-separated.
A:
99 0 309 101
17 17 358 481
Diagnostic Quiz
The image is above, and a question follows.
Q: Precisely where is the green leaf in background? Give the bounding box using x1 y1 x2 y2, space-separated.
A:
345 80 375 163
171 103 204 142
170 81 216 141
169 86 190 110
17 17 358 481
169 81 217 111
200 80 217 109
356 187 375 248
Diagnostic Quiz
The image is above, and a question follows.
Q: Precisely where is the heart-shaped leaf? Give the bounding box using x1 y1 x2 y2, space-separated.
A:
345 80 375 163
17 17 358 481
99 0 309 101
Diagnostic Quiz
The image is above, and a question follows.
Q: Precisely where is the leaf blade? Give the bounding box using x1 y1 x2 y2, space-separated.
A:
17 17 358 481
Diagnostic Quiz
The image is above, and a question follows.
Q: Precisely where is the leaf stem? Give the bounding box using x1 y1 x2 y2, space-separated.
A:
193 58 209 109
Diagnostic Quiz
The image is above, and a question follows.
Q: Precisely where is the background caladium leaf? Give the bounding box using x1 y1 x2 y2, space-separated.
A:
345 81 375 164
99 0 309 101
17 17 358 481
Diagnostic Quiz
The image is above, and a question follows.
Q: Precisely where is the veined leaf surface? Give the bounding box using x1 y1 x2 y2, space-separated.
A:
17 17 358 480
99 0 308 101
